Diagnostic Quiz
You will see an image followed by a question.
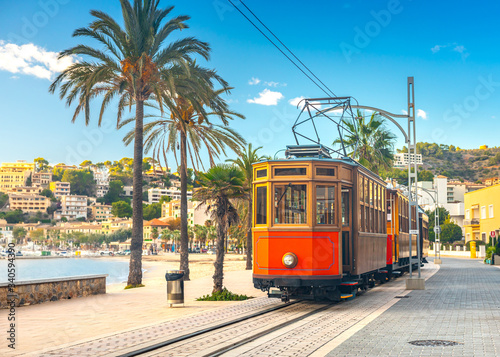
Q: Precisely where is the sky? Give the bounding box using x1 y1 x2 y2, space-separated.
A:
1 0 500 166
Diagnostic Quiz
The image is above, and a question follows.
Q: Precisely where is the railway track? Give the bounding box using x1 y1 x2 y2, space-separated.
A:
115 301 334 357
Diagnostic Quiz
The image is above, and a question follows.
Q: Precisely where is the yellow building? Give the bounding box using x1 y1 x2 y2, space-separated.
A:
8 193 50 213
464 184 500 242
0 161 35 193
101 218 134 235
479 145 489 150
49 181 71 198
90 203 114 221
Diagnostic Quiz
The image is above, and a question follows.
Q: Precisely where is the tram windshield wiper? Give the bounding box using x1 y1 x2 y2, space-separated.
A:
276 183 292 206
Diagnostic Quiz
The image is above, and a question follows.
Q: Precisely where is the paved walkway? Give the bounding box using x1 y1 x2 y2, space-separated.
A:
326 258 500 357
4 257 499 356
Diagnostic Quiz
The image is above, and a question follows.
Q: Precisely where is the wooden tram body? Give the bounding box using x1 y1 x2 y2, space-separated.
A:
252 146 429 301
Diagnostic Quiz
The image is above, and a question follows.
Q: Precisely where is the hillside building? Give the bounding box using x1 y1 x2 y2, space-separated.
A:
0 160 35 193
148 187 192 204
55 195 88 220
50 181 71 198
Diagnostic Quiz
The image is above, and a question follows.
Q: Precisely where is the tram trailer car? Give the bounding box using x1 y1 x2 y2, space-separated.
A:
380 189 430 282
252 145 429 302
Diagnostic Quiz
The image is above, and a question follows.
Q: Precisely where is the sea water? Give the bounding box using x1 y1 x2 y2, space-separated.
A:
0 258 130 284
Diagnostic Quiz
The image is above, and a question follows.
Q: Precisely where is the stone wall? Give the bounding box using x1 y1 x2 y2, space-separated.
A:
0 275 107 308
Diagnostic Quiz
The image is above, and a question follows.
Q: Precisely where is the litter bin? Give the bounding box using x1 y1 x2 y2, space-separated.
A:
165 270 184 307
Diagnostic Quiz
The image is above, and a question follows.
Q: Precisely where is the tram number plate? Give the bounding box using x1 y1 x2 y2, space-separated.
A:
409 229 419 235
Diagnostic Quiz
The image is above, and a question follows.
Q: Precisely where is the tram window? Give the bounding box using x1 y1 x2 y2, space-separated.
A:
364 179 369 204
256 186 267 225
341 189 349 226
275 184 307 224
359 176 364 203
316 185 335 225
256 169 267 178
274 168 306 176
316 167 335 176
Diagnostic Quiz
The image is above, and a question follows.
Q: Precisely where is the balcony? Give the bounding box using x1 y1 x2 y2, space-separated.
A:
464 218 480 227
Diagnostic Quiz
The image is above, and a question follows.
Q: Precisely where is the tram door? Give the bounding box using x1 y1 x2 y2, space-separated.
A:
341 187 352 273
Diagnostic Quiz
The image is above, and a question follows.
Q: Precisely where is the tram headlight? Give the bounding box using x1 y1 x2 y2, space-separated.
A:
282 252 298 269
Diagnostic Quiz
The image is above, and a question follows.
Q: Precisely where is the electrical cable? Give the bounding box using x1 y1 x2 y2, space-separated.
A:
227 0 332 98
238 0 336 97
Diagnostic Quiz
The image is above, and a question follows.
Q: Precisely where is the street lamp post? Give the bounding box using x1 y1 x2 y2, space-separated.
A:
352 77 424 289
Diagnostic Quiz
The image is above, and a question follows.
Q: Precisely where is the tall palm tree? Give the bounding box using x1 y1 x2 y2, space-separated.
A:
121 62 245 280
49 0 210 286
336 110 396 174
193 164 246 293
227 144 266 269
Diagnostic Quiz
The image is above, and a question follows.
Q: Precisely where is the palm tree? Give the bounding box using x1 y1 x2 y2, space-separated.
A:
49 0 210 286
193 164 246 293
335 110 396 174
121 62 245 280
226 144 266 269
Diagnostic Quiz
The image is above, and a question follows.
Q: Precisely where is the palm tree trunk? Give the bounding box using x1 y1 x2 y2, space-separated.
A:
127 99 144 286
246 198 252 270
179 130 190 280
213 220 225 293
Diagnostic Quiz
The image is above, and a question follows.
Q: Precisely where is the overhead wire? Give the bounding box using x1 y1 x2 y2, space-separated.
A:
227 0 334 98
237 0 336 98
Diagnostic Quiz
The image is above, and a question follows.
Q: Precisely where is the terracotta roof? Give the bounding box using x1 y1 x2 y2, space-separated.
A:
145 218 171 227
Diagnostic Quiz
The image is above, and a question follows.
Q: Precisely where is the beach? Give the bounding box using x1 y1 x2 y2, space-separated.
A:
0 253 266 356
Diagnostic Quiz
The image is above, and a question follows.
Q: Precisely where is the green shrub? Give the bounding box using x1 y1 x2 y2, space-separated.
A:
124 284 145 289
485 247 497 262
196 288 253 301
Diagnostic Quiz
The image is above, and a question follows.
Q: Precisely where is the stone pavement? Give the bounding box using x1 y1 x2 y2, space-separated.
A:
325 258 500 357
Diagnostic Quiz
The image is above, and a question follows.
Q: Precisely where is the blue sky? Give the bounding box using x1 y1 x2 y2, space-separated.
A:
1 0 500 166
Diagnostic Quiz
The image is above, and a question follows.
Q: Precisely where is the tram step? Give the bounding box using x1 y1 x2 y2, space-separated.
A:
340 281 359 286
392 271 402 275
268 289 282 298
340 293 355 300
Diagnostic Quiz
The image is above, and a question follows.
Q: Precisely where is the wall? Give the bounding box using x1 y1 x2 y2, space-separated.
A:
0 274 107 308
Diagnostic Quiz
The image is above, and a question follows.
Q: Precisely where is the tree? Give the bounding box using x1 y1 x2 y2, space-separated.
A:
112 201 133 218
49 1 211 286
143 202 162 220
194 164 246 293
440 220 463 243
30 229 45 244
335 110 396 174
226 144 265 269
41 189 54 198
122 62 245 280
0 193 8 208
159 195 172 204
34 157 49 172
13 227 27 243
80 160 93 167
0 210 25 224
103 180 124 204
418 170 434 182
62 170 96 196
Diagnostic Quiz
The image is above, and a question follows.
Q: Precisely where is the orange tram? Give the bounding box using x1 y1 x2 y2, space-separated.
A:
252 145 429 302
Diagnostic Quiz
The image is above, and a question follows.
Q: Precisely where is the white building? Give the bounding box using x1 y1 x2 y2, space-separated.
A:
91 167 110 198
161 200 210 227
123 186 133 197
148 187 192 204
55 195 88 220
393 153 423 168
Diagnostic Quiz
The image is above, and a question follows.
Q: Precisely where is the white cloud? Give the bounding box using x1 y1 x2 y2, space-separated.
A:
248 77 260 85
289 96 305 107
401 109 408 115
264 81 279 87
247 89 284 106
0 41 77 80
431 45 444 53
453 45 466 53
417 109 427 120
10 75 19 80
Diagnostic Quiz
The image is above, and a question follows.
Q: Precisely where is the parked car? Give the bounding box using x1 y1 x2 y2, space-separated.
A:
201 248 208 253
207 248 216 255
123 250 131 255
58 251 69 256
193 247 201 254
99 250 114 256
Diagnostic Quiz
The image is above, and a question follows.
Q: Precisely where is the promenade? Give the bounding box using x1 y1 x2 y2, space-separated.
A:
3 257 499 356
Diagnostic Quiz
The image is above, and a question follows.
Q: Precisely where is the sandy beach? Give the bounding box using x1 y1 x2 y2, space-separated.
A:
0 253 266 356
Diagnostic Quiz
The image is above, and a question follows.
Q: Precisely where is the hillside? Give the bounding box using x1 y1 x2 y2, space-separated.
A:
400 143 500 182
